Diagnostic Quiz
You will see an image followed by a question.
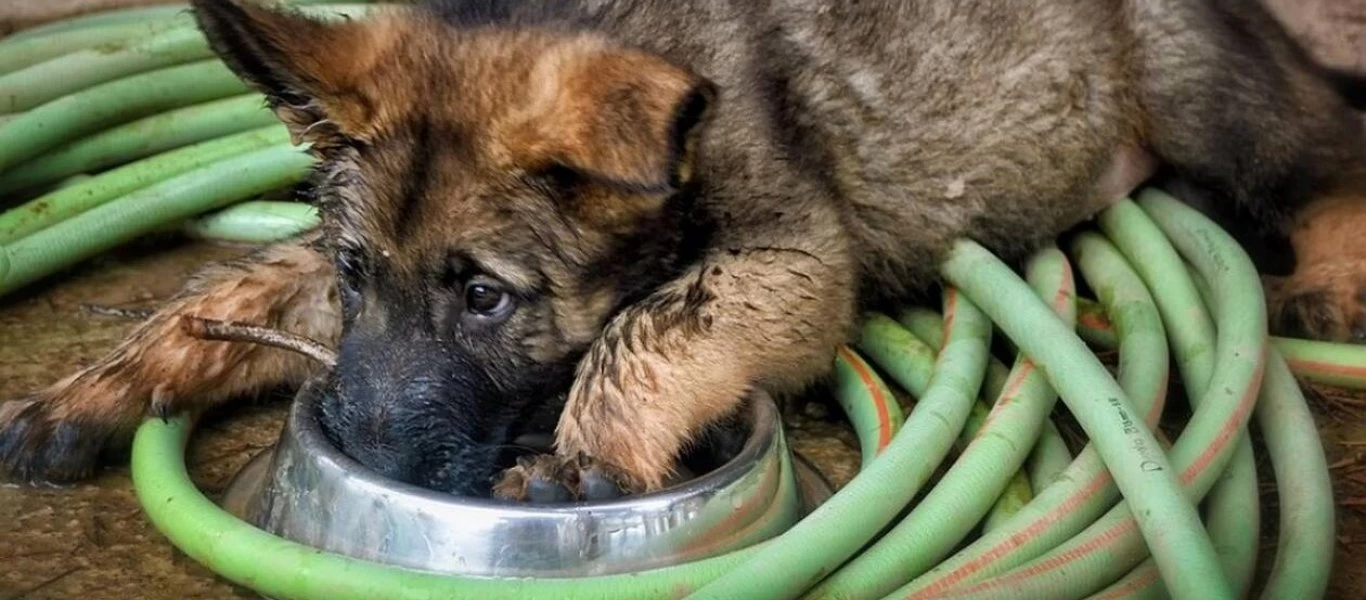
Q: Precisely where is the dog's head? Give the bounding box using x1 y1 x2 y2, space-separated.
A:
189 0 716 495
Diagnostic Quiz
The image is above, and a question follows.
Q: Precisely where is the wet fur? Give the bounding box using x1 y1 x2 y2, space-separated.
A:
3 0 1366 497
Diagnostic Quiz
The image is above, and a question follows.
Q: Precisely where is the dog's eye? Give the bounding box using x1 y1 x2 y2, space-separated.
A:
464 282 512 317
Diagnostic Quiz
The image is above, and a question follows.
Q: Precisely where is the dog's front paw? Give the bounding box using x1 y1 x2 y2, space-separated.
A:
0 391 123 485
491 453 630 503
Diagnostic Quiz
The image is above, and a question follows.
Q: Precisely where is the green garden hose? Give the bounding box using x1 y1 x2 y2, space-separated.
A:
897 223 1173 599
855 313 939 400
2 4 198 43
0 144 313 296
688 292 993 600
805 248 1076 599
859 307 1043 533
833 347 907 464
1078 296 1366 391
887 307 1076 521
1271 337 1366 390
940 238 1231 600
1066 294 1335 599
0 126 291 246
1025 422 1074 492
0 60 250 172
0 94 277 196
1095 199 1260 598
2 0 356 43
928 193 1268 600
0 26 217 113
183 200 321 243
0 17 196 76
1252 350 1336 600
0 3 377 113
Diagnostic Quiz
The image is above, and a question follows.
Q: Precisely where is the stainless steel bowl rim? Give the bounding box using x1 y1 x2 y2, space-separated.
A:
283 377 779 511
222 378 830 578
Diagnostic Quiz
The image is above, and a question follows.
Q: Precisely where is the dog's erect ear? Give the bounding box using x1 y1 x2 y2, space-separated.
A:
512 46 718 206
188 0 388 146
560 52 717 193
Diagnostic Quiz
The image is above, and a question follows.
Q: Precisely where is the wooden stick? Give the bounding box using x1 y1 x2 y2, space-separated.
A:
179 316 336 368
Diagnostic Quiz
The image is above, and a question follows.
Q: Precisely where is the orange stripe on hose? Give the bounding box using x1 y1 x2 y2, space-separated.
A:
838 346 894 453
1145 363 1169 426
906 468 1116 599
950 518 1140 596
1079 312 1112 334
1285 357 1366 380
908 363 1169 599
1180 355 1264 484
938 290 960 364
979 362 1034 432
1053 262 1075 313
1090 566 1162 600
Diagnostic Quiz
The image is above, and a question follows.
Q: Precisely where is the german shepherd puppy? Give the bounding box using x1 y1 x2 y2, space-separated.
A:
3 0 1365 499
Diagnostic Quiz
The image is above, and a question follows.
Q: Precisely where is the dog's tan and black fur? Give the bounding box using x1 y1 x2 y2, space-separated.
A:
4 0 1366 498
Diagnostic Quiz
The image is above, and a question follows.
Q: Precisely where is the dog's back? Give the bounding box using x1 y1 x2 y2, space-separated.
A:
427 0 1358 301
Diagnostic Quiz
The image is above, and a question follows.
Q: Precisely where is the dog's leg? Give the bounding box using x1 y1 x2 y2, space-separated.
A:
1132 0 1366 342
0 235 339 483
1264 168 1366 342
530 241 855 495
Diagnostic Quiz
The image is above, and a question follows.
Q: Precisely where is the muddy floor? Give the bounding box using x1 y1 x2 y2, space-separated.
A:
1 238 1365 599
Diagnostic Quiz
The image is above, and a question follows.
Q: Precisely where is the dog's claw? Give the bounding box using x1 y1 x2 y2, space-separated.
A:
525 476 575 503
492 453 628 503
578 463 623 501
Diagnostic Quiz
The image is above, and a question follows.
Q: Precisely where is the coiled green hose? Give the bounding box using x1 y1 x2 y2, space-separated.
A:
0 3 376 113
0 27 216 113
0 126 291 246
0 94 278 196
885 307 1076 527
898 228 1172 600
0 144 313 296
688 292 994 600
943 237 1233 599
0 60 250 172
183 200 321 244
806 248 1076 599
1091 198 1260 599
0 17 196 76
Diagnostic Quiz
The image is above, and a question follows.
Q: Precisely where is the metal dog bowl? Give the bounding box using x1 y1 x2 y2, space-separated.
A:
221 377 832 578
